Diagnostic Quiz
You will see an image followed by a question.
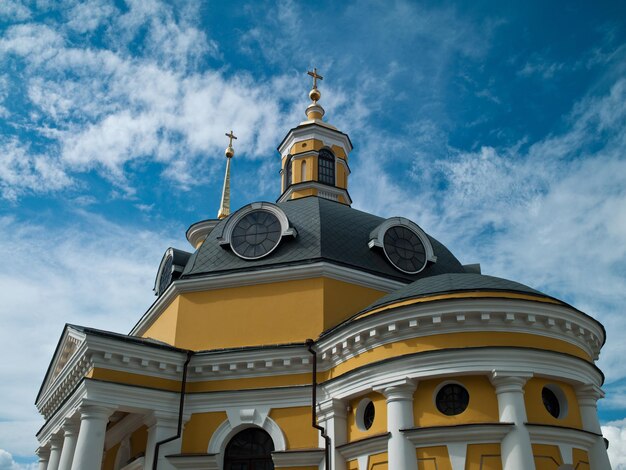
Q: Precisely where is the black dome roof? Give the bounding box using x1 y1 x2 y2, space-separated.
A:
362 272 549 312
182 197 466 283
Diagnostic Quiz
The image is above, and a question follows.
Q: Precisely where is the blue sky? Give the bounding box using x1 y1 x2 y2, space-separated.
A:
1 0 626 467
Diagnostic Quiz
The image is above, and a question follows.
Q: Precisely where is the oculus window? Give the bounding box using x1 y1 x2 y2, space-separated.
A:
231 210 282 259
542 385 567 419
383 225 427 274
435 383 469 416
356 398 376 431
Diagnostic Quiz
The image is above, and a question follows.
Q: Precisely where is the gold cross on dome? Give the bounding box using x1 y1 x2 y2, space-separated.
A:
307 68 323 89
225 130 237 147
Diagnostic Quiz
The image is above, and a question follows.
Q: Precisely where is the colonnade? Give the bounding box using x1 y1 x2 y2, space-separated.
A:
320 372 609 470
36 405 181 470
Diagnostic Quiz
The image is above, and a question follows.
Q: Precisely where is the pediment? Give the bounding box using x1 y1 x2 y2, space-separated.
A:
36 325 86 405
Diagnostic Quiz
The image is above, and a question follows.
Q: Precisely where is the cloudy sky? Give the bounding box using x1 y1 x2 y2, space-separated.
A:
1 0 626 467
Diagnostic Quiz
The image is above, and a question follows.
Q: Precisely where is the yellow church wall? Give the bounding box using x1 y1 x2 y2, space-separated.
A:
347 392 387 441
347 460 359 470
181 411 227 453
276 467 318 470
331 145 347 159
413 376 499 427
322 332 591 381
142 296 180 344
322 278 386 331
524 378 583 428
130 425 148 461
532 444 562 469
465 443 502 470
291 188 317 199
336 164 348 189
416 446 451 470
269 407 318 449
368 452 388 470
573 448 590 469
102 443 119 470
174 279 325 350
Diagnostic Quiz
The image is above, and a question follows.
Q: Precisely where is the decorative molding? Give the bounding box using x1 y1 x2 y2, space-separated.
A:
526 423 598 450
277 181 352 205
272 449 324 467
166 454 219 470
119 456 144 470
317 297 604 366
186 220 219 248
336 433 390 461
402 423 513 447
278 123 353 157
131 262 405 337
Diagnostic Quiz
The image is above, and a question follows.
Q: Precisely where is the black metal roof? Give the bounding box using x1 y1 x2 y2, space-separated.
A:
362 273 549 312
182 196 466 283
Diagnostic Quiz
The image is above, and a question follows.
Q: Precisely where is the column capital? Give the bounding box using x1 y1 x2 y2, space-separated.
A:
317 397 347 421
490 370 532 393
62 417 80 436
49 433 63 449
373 378 417 402
576 384 604 404
143 410 180 429
36 446 50 459
78 403 114 421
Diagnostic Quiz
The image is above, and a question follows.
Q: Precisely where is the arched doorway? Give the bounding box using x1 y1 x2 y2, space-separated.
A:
224 427 275 470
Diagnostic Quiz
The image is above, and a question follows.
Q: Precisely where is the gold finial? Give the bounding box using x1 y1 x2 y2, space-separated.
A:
307 68 323 102
225 130 237 158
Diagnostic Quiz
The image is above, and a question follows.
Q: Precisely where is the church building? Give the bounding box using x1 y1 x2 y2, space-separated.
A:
35 70 611 470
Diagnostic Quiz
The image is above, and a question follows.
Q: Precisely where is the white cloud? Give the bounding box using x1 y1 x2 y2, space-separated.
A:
0 449 36 470
0 213 182 457
0 0 31 22
603 423 626 470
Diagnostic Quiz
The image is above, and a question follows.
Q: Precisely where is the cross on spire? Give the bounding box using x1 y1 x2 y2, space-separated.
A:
307 68 323 89
225 130 237 147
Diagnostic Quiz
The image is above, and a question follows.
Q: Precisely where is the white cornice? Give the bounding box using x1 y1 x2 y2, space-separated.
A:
317 297 604 365
320 347 604 402
336 433 389 461
131 262 405 337
166 454 218 470
402 423 513 447
272 449 324 466
277 181 353 205
526 423 598 449
278 123 353 157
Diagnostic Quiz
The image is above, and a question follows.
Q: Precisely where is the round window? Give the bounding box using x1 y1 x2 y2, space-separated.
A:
382 225 427 274
435 383 469 416
542 385 567 419
230 210 282 259
356 399 376 431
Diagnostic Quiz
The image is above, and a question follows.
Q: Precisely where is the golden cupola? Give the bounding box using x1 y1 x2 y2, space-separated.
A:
277 69 353 205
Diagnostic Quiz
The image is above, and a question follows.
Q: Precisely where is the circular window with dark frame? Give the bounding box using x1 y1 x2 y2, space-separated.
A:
230 210 282 259
382 225 427 274
356 399 376 431
435 383 470 416
542 385 567 419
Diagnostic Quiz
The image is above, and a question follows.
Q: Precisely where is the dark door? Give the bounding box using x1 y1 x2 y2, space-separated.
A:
224 427 275 470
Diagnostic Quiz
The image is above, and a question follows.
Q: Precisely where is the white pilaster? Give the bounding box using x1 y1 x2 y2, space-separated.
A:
490 371 535 470
57 418 80 470
47 435 63 470
374 378 418 470
70 404 113 470
318 398 347 470
144 412 181 470
36 446 50 470
576 384 612 469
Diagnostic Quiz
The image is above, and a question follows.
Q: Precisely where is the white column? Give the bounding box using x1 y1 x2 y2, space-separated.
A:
57 418 80 470
144 412 181 470
36 446 50 470
47 435 63 470
318 398 347 470
490 371 535 470
70 404 113 470
576 384 612 469
374 379 418 470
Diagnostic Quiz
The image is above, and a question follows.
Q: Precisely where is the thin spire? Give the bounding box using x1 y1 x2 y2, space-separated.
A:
217 130 237 220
